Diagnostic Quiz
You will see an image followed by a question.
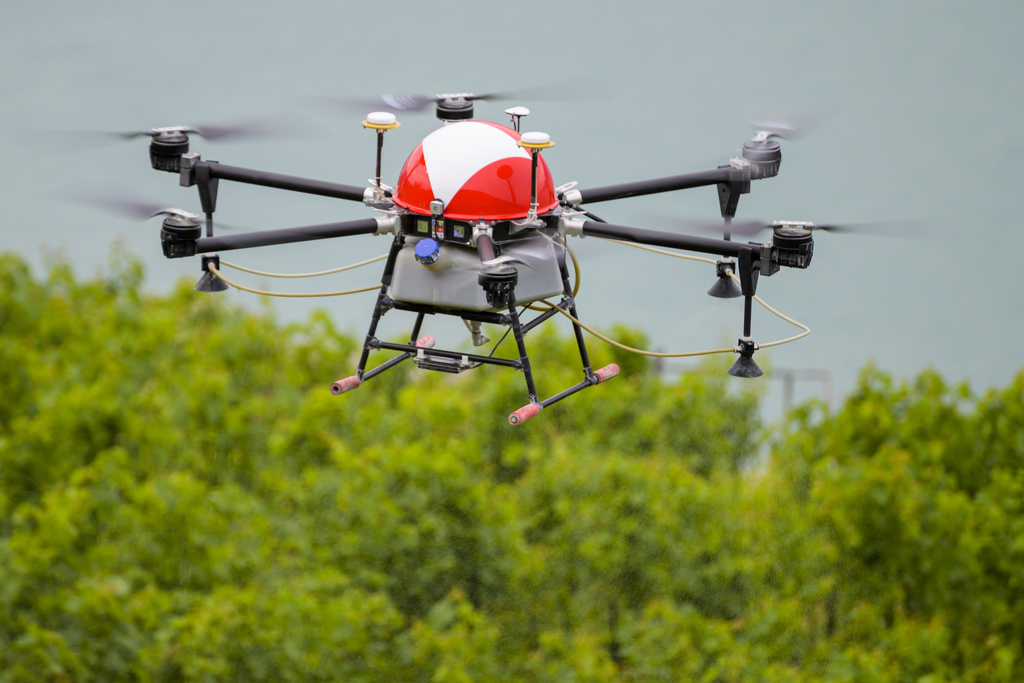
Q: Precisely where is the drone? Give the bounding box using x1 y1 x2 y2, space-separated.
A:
118 92 822 425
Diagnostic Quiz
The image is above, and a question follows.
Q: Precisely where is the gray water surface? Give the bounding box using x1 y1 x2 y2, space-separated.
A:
3 1 1022 419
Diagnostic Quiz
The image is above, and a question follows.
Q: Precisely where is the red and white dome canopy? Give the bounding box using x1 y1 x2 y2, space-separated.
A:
393 120 558 221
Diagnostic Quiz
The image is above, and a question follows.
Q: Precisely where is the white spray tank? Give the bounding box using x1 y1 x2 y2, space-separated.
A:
390 234 564 311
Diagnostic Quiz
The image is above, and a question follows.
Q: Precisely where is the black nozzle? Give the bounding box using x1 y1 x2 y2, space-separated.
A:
708 260 742 298
194 255 229 292
728 338 763 378
479 265 518 308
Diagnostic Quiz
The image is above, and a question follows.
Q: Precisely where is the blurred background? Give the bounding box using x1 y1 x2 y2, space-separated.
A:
2 0 1021 420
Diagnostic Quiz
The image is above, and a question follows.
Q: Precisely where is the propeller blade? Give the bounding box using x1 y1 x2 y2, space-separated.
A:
812 223 860 234
70 192 247 231
480 254 534 270
59 187 215 225
465 82 573 104
62 112 320 146
749 119 806 141
99 198 184 220
745 102 829 141
675 218 770 237
60 187 179 220
309 92 446 115
807 220 922 237
310 81 575 116
380 93 439 112
182 113 321 141
648 215 916 239
635 212 771 237
718 219 770 236
187 119 287 141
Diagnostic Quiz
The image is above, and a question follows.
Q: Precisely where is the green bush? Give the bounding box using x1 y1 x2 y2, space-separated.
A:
2 251 1023 680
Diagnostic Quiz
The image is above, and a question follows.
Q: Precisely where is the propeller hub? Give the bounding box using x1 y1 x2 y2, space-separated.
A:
159 209 202 225
148 126 194 139
436 97 474 121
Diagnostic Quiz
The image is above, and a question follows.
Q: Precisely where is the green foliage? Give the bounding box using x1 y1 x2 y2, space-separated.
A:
2 251 1023 680
764 366 1024 680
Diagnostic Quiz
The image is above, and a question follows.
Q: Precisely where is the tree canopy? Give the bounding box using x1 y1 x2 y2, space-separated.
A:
1 251 1022 681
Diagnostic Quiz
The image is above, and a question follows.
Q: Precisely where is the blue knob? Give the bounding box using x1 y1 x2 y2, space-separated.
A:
414 238 440 265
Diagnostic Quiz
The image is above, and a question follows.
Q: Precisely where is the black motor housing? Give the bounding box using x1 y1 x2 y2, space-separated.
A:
160 216 201 258
149 134 190 173
771 225 814 269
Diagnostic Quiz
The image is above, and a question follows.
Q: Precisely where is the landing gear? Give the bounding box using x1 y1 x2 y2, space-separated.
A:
333 235 620 424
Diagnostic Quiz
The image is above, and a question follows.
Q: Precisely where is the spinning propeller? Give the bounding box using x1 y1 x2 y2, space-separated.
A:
748 120 806 143
61 186 197 222
112 122 282 142
313 83 570 121
689 219 911 238
66 189 237 293
745 101 826 142
54 113 320 151
63 189 244 229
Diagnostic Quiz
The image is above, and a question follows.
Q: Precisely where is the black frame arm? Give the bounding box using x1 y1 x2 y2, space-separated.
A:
576 219 749 259
565 167 733 205
561 216 812 278
195 160 369 203
161 216 393 258
195 217 383 253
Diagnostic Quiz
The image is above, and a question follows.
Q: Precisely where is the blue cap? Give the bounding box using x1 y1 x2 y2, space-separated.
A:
414 238 440 265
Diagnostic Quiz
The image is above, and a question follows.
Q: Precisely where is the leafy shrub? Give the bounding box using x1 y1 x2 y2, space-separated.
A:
2 252 1023 680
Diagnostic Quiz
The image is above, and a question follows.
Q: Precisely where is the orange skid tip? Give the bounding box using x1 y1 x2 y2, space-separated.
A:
415 336 436 348
330 376 362 395
508 402 541 426
594 363 621 383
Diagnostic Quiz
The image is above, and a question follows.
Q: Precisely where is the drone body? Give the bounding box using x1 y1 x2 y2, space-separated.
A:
387 119 564 312
127 94 818 424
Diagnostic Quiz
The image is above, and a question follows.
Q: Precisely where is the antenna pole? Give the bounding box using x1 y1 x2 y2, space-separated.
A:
362 112 401 203
516 132 555 228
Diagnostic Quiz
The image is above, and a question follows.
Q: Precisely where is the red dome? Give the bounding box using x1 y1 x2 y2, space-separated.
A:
393 120 558 221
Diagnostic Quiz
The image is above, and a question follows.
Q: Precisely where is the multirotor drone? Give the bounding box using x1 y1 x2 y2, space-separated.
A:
120 92 823 425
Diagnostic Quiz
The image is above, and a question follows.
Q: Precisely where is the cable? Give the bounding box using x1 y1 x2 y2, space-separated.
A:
533 239 810 358
219 254 387 279
207 264 379 298
486 313 518 358
720 267 811 347
607 239 718 266
207 230 807 355
559 199 607 224
535 301 736 358
748 291 810 347
566 239 581 297
610 240 809 345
